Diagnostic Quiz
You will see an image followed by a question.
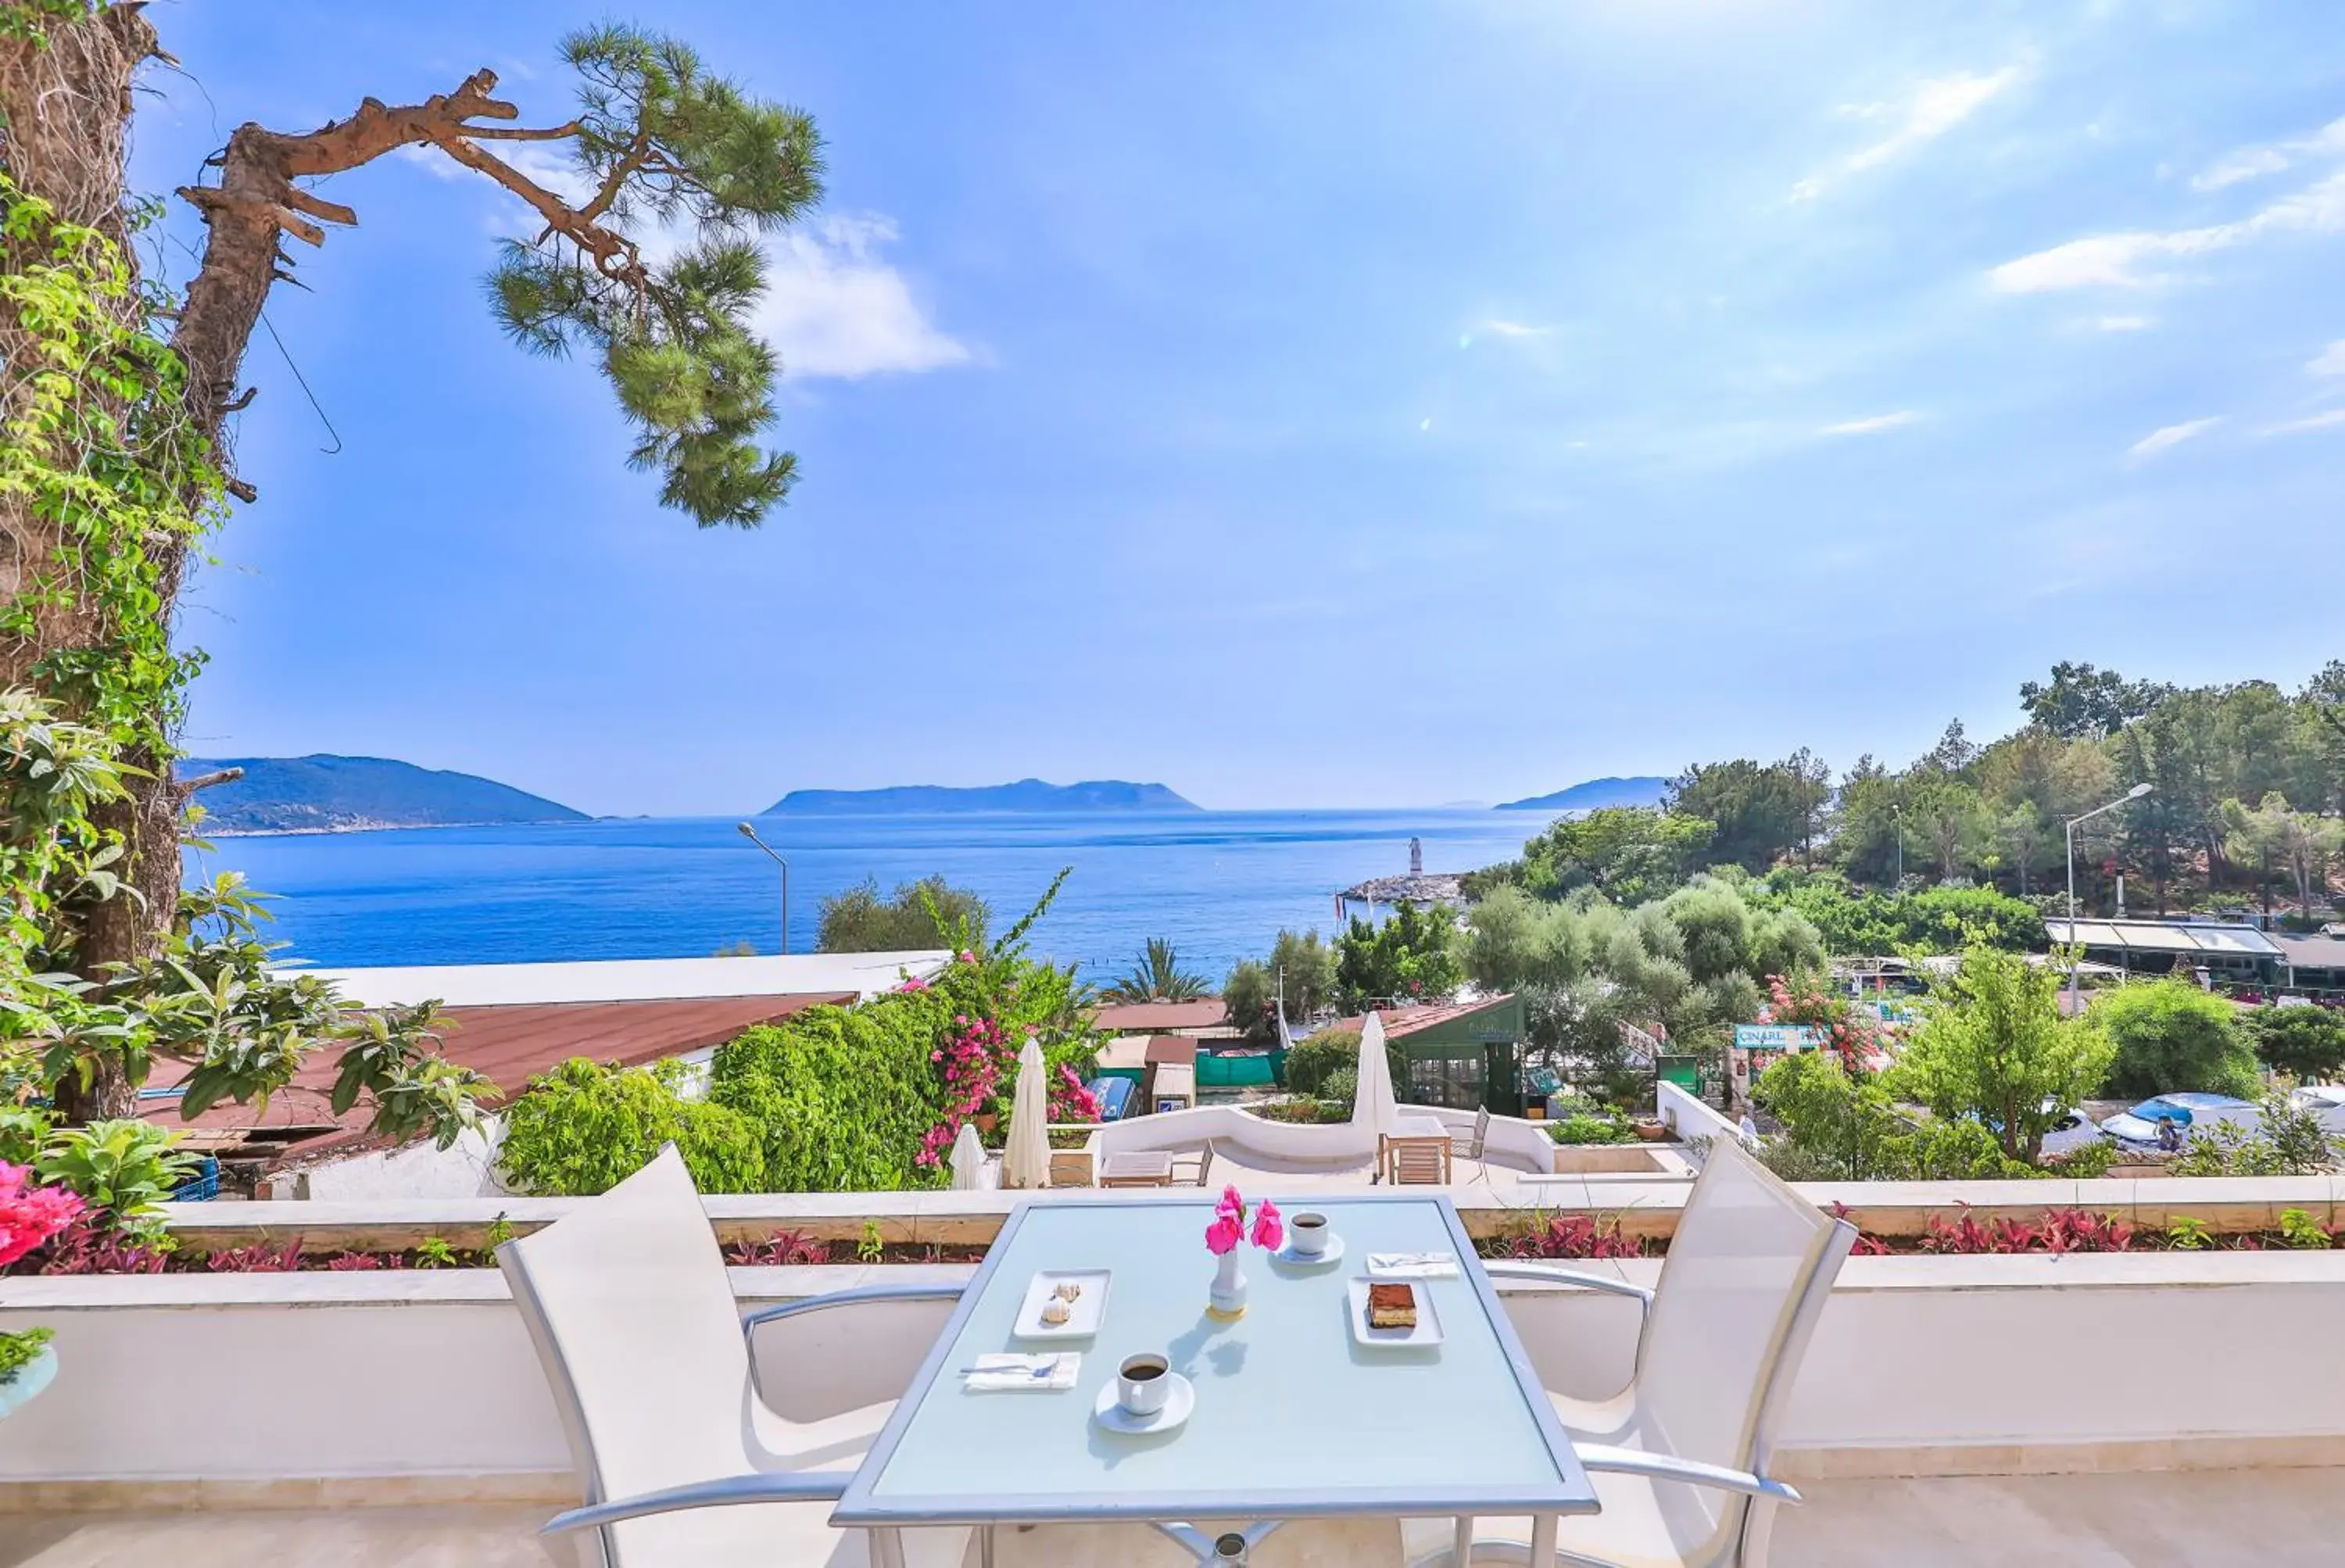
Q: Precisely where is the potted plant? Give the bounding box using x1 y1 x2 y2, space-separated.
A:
0 1328 55 1419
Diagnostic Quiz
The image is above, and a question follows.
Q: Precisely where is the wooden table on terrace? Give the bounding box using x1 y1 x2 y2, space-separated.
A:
1098 1151 1175 1188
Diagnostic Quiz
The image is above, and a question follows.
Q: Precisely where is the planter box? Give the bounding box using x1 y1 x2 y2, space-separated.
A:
1550 1144 1674 1175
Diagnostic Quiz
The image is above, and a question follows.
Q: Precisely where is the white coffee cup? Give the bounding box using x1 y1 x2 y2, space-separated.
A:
1118 1353 1171 1416
1289 1212 1331 1256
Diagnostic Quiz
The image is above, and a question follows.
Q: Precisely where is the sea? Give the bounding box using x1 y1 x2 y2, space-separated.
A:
188 809 1542 983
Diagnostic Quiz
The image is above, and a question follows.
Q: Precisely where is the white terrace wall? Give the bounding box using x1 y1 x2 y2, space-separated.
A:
5 1252 2344 1508
1090 1104 1557 1176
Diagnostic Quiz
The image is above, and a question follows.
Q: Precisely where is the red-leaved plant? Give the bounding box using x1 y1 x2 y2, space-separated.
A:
206 1240 303 1272
1917 1205 2136 1255
1503 1214 1648 1261
729 1229 830 1267
34 1216 168 1275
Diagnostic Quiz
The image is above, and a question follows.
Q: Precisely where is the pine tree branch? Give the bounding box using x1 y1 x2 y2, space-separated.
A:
461 121 583 140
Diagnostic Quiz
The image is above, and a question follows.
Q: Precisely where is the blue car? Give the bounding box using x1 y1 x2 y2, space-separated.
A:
1086 1076 1136 1122
2099 1092 2260 1149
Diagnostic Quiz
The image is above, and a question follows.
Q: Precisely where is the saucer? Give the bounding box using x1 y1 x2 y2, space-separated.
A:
1092 1372 1195 1436
1273 1234 1345 1269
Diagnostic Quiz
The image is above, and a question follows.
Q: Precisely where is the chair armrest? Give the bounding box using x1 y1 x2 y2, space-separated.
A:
1574 1444 1801 1505
1480 1260 1656 1305
740 1281 968 1333
540 1472 847 1536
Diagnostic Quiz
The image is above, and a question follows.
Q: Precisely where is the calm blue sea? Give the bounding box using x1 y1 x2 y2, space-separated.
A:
188 810 1541 982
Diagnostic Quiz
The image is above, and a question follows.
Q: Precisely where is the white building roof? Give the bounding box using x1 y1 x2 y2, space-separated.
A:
286 950 953 1009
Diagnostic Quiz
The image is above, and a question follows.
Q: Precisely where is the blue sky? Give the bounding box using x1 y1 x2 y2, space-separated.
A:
135 1 2345 815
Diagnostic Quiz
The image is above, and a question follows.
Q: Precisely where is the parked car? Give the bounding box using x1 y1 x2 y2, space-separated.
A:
2037 1107 2104 1157
2289 1083 2345 1138
2099 1093 2261 1149
1086 1076 1135 1122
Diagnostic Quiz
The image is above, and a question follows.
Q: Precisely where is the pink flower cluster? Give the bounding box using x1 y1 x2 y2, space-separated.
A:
1205 1185 1281 1255
1048 1062 1101 1124
916 1014 1013 1169
0 1162 84 1269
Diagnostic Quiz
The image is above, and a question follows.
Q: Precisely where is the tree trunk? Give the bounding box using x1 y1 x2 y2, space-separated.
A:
1 8 167 1121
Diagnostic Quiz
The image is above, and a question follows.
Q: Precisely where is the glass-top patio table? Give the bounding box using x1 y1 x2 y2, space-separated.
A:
832 1194 1596 1564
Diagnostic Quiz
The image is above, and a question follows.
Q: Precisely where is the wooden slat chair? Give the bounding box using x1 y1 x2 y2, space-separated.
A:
1391 1141 1449 1185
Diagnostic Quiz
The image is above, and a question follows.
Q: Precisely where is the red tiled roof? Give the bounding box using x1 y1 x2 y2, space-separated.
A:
1092 999 1233 1032
145 992 854 1164
1330 995 1518 1040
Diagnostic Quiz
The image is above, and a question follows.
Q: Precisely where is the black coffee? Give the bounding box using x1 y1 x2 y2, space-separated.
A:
1122 1355 1167 1381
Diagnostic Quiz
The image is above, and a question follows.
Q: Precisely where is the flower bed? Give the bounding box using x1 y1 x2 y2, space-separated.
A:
1479 1202 2345 1262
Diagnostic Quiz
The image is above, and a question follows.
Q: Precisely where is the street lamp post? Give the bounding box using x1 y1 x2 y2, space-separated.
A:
2063 783 2153 1008
1891 803 1903 887
736 822 790 956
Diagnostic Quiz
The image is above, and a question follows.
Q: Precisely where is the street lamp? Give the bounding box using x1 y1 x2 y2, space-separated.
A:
2064 783 2152 1008
1891 803 1903 887
736 822 789 956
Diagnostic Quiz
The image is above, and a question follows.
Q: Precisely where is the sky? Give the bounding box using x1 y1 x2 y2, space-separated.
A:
131 1 2345 816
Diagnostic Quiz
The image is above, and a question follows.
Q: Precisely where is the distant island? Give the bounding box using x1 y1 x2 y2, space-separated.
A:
761 779 1199 814
180 754 589 836
1496 775 1671 812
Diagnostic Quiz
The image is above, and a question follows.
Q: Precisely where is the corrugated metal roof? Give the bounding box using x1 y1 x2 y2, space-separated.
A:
2278 933 2345 969
2045 918 2284 958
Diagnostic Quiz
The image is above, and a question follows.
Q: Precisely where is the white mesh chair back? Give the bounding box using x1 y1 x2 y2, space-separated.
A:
500 1146 758 1566
1631 1136 1852 1563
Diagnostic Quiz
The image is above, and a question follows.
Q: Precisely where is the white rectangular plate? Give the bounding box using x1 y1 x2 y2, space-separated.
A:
1347 1276 1445 1349
1011 1269 1112 1340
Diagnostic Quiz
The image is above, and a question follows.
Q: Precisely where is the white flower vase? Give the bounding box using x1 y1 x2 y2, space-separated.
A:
1208 1248 1248 1319
0 1346 57 1420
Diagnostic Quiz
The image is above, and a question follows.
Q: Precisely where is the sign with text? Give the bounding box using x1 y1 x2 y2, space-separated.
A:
1734 1024 1824 1051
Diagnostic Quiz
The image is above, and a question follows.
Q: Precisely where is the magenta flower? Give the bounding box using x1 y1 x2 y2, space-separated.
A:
1250 1197 1283 1252
1205 1215 1243 1255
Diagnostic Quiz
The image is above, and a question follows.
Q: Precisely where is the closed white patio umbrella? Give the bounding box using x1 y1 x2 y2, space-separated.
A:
1349 1011 1401 1137
1004 1036 1051 1190
948 1122 988 1190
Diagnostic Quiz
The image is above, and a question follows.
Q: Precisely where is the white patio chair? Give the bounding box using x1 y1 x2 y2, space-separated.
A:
499 1145 972 1568
1451 1106 1491 1162
1403 1136 1854 1568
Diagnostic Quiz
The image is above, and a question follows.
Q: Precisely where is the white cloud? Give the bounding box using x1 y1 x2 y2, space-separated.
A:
749 215 968 380
1481 319 1553 338
2309 339 2345 376
2189 115 2345 192
1991 167 2345 291
2266 408 2345 435
1821 410 1921 435
1792 66 2021 199
2093 315 2154 331
2126 416 2221 458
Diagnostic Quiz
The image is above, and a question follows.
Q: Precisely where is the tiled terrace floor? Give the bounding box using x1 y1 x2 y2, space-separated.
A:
9 1469 2342 1567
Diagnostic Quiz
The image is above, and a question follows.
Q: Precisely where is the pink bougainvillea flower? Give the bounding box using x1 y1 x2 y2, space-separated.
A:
1205 1215 1242 1255
0 1163 84 1269
1250 1197 1283 1252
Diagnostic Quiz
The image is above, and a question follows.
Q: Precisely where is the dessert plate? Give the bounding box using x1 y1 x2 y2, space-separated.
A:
1011 1269 1111 1340
1346 1276 1445 1349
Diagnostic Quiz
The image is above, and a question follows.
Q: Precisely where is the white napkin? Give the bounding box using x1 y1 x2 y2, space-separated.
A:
962 1352 1080 1392
1367 1251 1459 1279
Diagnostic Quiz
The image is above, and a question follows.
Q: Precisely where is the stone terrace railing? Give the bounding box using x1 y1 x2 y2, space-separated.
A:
6 1246 2345 1508
138 1171 2345 1255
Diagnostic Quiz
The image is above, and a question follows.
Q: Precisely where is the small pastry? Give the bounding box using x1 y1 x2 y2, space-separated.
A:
1366 1282 1417 1330
1054 1281 1083 1302
1040 1299 1072 1326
